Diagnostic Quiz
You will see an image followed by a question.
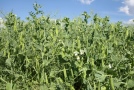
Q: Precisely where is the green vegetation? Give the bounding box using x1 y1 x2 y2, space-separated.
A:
0 3 134 90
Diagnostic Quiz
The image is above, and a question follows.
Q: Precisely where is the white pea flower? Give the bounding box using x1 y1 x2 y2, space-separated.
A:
80 48 86 55
80 49 85 55
59 40 61 42
109 64 112 68
77 56 80 60
74 51 79 56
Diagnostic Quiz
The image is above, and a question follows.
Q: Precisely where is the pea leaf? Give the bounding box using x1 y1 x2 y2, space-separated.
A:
95 71 106 82
127 80 134 88
5 58 12 67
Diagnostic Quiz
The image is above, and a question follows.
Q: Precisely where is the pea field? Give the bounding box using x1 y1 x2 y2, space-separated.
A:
0 4 134 90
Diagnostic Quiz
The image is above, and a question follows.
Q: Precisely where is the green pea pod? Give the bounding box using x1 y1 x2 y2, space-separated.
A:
109 76 115 90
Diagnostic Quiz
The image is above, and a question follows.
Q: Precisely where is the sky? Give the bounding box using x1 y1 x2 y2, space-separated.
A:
0 0 134 24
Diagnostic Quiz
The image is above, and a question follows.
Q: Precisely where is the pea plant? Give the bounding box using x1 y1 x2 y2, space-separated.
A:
0 3 134 90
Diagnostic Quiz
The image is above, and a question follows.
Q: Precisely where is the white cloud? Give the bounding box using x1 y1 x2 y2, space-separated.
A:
120 6 129 15
122 19 134 25
119 0 134 15
79 0 94 5
126 19 134 24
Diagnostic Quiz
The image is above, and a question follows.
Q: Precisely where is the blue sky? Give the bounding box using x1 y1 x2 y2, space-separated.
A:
0 0 134 23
